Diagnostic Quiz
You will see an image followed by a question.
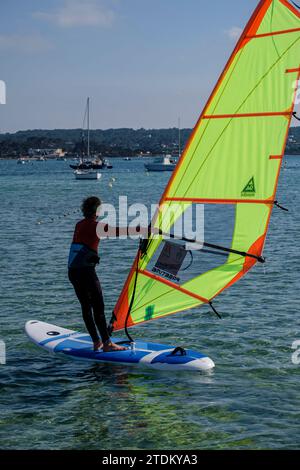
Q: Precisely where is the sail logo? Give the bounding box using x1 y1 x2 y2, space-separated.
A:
152 266 180 283
145 305 155 320
0 80 6 104
241 177 256 197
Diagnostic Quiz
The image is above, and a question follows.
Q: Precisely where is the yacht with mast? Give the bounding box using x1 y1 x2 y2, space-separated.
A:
74 98 102 180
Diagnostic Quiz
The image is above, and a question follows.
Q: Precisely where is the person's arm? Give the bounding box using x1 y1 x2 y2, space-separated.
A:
97 222 149 239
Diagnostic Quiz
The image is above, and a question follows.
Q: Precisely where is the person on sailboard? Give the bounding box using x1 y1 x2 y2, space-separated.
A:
68 196 132 352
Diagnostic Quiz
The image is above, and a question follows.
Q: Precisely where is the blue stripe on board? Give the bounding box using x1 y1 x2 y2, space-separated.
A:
39 333 75 346
151 350 206 365
39 330 208 366
62 347 149 364
54 339 207 365
54 339 93 351
132 341 172 352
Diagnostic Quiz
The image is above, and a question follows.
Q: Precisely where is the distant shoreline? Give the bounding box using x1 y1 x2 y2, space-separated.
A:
1 154 300 161
0 154 161 160
0 126 299 159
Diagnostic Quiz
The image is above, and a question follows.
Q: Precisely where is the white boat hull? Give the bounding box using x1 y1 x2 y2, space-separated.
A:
74 170 101 180
145 163 176 172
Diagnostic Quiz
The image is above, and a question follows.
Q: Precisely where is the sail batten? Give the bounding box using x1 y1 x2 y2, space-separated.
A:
203 111 292 118
110 0 300 333
138 270 209 304
165 198 274 204
247 26 300 37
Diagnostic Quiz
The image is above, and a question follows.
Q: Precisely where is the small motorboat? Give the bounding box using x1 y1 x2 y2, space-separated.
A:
144 155 177 172
74 170 101 180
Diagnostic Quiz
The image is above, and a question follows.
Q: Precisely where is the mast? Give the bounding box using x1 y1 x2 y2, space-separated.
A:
87 97 90 159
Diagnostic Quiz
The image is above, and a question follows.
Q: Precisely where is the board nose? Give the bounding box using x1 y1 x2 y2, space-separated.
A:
24 320 39 336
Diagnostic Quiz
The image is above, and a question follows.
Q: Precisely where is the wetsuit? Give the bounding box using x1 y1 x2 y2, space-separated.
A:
68 217 110 344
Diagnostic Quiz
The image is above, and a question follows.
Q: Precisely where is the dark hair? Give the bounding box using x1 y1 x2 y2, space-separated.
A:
81 196 101 218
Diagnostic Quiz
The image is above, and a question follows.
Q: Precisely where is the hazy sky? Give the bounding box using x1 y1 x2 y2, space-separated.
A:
0 0 297 132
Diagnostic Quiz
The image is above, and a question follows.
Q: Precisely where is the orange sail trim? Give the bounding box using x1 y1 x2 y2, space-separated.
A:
112 268 209 331
111 256 138 330
165 197 274 205
269 155 283 160
203 111 292 119
242 0 274 48
214 235 266 297
247 27 300 38
138 270 209 304
117 303 208 331
286 67 300 73
113 290 130 330
246 0 274 36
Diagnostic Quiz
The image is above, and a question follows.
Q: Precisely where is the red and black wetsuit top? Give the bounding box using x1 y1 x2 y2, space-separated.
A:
68 217 100 269
72 217 99 252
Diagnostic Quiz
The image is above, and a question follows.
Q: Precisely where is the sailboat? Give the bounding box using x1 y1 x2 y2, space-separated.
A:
26 0 300 371
72 98 102 179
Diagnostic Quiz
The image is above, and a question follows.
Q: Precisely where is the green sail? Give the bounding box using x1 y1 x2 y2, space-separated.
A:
112 0 300 331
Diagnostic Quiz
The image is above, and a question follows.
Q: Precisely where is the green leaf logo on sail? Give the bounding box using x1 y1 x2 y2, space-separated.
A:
145 305 155 321
241 177 256 197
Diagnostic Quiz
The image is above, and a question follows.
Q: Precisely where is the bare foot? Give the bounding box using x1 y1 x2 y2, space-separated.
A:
103 341 127 352
93 340 103 351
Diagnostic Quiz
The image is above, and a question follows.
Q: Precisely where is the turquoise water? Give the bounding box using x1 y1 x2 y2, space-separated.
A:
0 157 300 450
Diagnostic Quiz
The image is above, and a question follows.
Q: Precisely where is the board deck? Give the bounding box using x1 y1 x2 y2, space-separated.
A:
25 320 215 372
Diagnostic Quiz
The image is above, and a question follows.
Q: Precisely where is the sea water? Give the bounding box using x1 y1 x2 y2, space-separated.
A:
0 157 300 450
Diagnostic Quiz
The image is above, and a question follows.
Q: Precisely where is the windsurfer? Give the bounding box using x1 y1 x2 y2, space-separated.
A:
68 196 143 352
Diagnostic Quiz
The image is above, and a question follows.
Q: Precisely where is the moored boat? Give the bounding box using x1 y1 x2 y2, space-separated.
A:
144 155 177 172
74 170 101 180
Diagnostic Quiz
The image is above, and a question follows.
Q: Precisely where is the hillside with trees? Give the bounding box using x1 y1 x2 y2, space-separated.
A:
0 126 299 158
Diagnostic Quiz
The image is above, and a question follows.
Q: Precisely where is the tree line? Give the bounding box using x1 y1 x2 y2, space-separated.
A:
0 126 299 158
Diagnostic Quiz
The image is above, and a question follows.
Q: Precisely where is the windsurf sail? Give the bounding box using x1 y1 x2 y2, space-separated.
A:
110 0 300 334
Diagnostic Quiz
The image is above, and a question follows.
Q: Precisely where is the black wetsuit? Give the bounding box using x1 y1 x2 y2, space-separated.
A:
68 217 110 344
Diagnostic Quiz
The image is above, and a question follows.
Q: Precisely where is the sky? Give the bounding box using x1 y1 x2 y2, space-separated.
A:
0 0 297 133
